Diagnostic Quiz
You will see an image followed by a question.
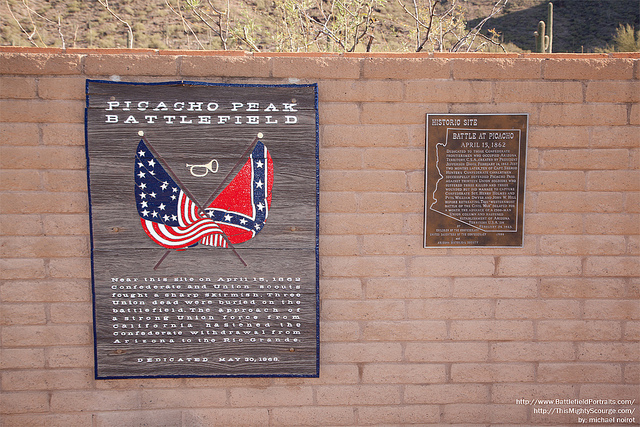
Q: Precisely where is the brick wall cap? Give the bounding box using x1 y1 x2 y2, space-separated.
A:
64 48 157 55
159 49 249 56
0 46 64 54
254 52 341 57
433 52 520 58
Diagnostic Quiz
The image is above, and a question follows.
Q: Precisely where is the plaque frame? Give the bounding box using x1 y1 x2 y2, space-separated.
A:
423 113 528 248
85 80 320 379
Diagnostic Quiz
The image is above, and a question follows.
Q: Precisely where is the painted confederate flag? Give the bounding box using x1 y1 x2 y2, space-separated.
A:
134 139 273 250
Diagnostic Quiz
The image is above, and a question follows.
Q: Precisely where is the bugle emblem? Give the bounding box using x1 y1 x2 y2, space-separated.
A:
186 159 218 177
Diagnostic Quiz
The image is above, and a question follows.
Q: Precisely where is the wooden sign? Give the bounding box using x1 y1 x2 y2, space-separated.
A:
85 80 319 378
424 114 528 247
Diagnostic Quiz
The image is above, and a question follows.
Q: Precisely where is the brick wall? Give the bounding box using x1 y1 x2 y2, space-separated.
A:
1 48 638 426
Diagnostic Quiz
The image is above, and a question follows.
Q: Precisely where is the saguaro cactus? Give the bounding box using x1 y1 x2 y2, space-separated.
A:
534 2 553 53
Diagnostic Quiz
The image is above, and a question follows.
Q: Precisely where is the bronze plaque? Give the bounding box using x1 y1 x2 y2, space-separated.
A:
424 114 528 247
85 80 319 378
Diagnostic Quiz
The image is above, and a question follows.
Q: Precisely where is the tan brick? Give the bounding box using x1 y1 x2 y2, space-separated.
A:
406 299 492 319
0 169 42 191
453 277 537 298
528 126 590 148
42 214 90 235
579 384 640 401
404 384 489 404
631 103 640 125
584 300 639 320
405 80 491 103
0 258 46 280
85 54 178 76
140 388 227 408
357 405 439 425
321 255 405 277
0 146 86 169
359 193 422 214
363 147 425 170
449 103 539 124
321 342 403 363
537 192 623 212
540 278 627 298
0 53 82 75
0 123 40 146
409 256 495 276
304 363 359 385
320 147 363 169
182 408 270 426
41 123 85 146
497 256 581 276
587 171 640 191
319 80 403 102
1 303 46 325
361 234 424 255
0 236 89 258
362 320 447 340
495 81 583 103
0 348 46 369
452 58 541 80
539 104 628 126
271 406 355 425
627 192 640 213
50 390 140 411
272 57 360 79
537 320 622 340
526 170 585 191
95 410 182 427
362 363 446 383
46 346 93 368
451 320 533 340
37 76 86 100
586 81 640 103
43 170 88 192
319 192 357 214
48 257 91 279
0 192 88 214
541 148 630 170
185 55 271 77
538 363 622 383
525 213 584 234
321 124 411 148
321 299 404 321
443 404 528 424
625 363 640 382
1 278 90 302
585 256 639 277
539 235 626 255
316 384 401 405
2 324 91 346
492 384 578 403
0 391 50 414
491 342 575 362
0 76 37 98
361 102 440 124
50 302 92 324
578 343 639 362
321 213 404 234
591 126 640 148
362 57 449 79
319 235 358 256
321 320 360 341
319 278 362 299
0 99 84 123
2 368 92 391
406 342 489 362
322 170 407 192
543 58 634 80
229 385 313 406
496 299 580 319
366 277 450 299
451 363 535 382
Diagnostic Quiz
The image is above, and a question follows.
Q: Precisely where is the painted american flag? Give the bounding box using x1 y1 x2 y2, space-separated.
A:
134 139 273 250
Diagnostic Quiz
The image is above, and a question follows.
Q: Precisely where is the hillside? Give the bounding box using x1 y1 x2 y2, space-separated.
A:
1 0 638 52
